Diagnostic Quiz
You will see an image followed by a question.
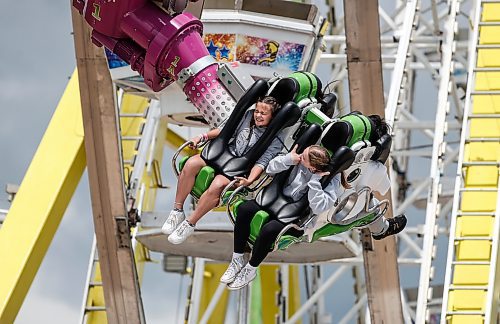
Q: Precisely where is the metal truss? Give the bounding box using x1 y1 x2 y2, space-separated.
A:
305 0 470 322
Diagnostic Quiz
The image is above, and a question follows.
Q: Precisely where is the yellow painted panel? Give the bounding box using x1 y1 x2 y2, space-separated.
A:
456 216 495 237
259 265 281 322
472 95 500 114
482 4 500 22
452 264 490 285
141 118 168 212
448 290 487 311
465 166 499 187
119 94 148 137
248 265 300 323
464 143 500 162
456 241 491 261
288 266 301 319
461 192 498 212
121 141 137 161
448 314 484 324
86 264 107 323
0 71 86 323
469 119 500 137
120 117 144 136
199 264 230 324
479 26 500 44
477 49 500 67
475 73 500 90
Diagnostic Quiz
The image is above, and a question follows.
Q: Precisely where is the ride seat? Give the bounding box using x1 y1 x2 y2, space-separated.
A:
178 76 306 200
268 71 323 106
230 123 356 250
306 116 393 242
201 79 301 179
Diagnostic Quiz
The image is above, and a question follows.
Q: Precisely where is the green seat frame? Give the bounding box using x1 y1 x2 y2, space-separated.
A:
179 156 216 200
179 155 236 204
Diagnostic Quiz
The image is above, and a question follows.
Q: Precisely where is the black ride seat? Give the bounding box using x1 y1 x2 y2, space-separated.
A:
201 79 301 179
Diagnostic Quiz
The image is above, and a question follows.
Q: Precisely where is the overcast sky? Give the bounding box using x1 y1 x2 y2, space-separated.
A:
1 1 457 323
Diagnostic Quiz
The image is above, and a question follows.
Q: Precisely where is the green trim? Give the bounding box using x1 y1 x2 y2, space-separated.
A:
289 72 318 102
192 166 215 198
277 235 303 250
232 200 244 217
249 210 270 243
312 211 379 242
340 114 372 147
179 156 216 200
249 269 263 324
305 108 329 126
178 155 190 171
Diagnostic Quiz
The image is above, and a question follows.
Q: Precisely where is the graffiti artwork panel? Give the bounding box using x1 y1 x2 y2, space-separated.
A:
203 34 305 71
236 35 305 71
204 33 237 62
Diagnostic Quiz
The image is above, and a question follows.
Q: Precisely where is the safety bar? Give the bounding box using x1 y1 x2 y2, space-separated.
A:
272 223 304 251
225 175 271 225
226 185 246 225
171 140 206 178
358 186 389 216
219 179 239 207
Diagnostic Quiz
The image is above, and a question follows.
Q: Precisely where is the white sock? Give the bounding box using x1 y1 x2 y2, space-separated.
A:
245 263 257 272
233 252 244 260
368 217 389 235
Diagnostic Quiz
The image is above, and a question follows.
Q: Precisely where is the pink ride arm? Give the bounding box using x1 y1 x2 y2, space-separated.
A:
73 0 236 127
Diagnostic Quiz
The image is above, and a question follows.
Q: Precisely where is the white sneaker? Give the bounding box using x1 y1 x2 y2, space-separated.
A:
220 255 245 284
161 209 185 235
168 220 195 244
227 264 257 290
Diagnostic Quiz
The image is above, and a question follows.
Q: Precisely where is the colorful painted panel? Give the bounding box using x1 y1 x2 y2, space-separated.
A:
236 35 304 71
203 34 305 71
204 34 237 62
105 48 128 69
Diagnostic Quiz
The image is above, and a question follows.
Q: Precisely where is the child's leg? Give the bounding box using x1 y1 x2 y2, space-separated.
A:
174 154 206 209
187 174 230 225
233 200 262 253
249 220 286 267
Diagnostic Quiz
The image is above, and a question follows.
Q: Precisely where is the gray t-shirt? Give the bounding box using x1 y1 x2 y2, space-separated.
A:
222 109 285 170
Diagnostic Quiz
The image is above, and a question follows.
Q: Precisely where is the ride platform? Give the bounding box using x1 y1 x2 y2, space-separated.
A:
136 211 358 263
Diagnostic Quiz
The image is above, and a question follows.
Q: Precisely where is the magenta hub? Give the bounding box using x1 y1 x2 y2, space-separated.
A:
73 0 236 127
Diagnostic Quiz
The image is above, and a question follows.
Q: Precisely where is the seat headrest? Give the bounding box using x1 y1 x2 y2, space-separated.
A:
294 124 322 154
371 134 392 163
268 78 298 106
269 71 323 107
320 93 337 118
321 121 352 154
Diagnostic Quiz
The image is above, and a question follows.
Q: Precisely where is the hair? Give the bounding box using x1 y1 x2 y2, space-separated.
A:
258 96 281 114
368 114 390 139
308 145 330 172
